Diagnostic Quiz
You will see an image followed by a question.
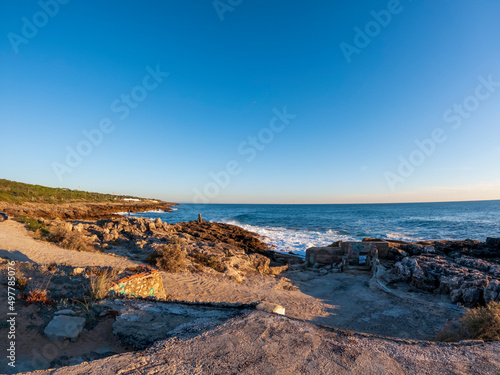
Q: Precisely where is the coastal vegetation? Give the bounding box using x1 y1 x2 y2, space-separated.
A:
16 216 97 252
0 178 141 204
436 302 500 342
146 243 187 273
15 215 49 234
0 179 176 220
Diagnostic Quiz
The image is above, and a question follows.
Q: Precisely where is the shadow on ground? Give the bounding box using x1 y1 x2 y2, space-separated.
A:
284 268 463 340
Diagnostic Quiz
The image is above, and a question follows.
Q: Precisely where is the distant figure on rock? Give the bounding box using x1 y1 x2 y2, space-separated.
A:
198 214 203 223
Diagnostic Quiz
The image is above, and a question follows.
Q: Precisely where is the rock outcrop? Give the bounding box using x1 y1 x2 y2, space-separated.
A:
392 240 500 307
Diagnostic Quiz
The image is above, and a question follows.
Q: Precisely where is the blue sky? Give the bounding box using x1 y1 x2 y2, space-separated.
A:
1 0 499 203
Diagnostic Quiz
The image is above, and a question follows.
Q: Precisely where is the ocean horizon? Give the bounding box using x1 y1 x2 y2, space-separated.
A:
129 199 500 256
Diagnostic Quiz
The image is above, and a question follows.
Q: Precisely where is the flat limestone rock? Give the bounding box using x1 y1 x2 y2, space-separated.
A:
256 301 285 315
44 315 86 342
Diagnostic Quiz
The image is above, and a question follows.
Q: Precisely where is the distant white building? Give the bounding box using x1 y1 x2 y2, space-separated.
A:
122 198 140 202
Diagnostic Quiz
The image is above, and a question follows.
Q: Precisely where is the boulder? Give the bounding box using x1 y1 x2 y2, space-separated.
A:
462 288 482 306
328 240 343 247
484 280 500 303
450 289 463 303
44 315 86 342
268 265 288 276
256 301 285 315
456 257 491 273
225 268 244 283
251 255 270 274
72 267 85 275
436 275 462 294
389 248 408 260
486 237 500 249
73 223 85 232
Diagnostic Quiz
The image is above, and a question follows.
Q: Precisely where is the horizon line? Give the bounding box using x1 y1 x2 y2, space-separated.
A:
173 198 500 205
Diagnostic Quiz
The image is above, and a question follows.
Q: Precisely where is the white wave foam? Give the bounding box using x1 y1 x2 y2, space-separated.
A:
222 220 354 256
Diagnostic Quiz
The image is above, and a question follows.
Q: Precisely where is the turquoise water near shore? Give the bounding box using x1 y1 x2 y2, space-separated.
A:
131 200 500 256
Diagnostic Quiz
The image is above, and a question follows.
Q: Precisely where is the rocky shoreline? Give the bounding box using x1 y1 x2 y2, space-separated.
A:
39 215 291 283
25 213 500 308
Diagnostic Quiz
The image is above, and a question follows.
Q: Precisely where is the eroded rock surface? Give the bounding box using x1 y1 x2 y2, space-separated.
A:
390 240 500 306
106 300 244 349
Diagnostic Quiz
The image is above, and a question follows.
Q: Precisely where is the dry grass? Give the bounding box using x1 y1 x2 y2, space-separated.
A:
435 301 500 342
88 268 117 301
46 226 96 252
147 244 187 273
23 289 56 306
19 275 55 306
169 235 187 245
190 252 225 273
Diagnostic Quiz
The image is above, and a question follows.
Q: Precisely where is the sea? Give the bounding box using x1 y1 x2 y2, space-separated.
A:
128 200 500 257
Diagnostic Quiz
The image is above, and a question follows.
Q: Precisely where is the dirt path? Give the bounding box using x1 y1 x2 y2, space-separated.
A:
0 220 138 269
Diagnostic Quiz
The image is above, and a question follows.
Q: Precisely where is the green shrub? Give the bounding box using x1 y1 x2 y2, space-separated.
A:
0 178 142 203
435 301 500 342
16 277 27 291
190 252 225 273
15 216 48 235
147 244 187 273
47 226 96 252
461 301 500 341
169 235 187 245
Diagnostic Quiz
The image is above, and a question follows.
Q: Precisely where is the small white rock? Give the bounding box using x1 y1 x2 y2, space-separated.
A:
256 301 285 315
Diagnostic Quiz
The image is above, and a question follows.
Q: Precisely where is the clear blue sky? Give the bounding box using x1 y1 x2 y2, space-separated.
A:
1 0 499 203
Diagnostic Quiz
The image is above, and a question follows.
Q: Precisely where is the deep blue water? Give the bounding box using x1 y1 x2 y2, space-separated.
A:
128 200 500 255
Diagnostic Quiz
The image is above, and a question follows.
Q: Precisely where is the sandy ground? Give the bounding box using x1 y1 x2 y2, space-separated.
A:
0 220 138 269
